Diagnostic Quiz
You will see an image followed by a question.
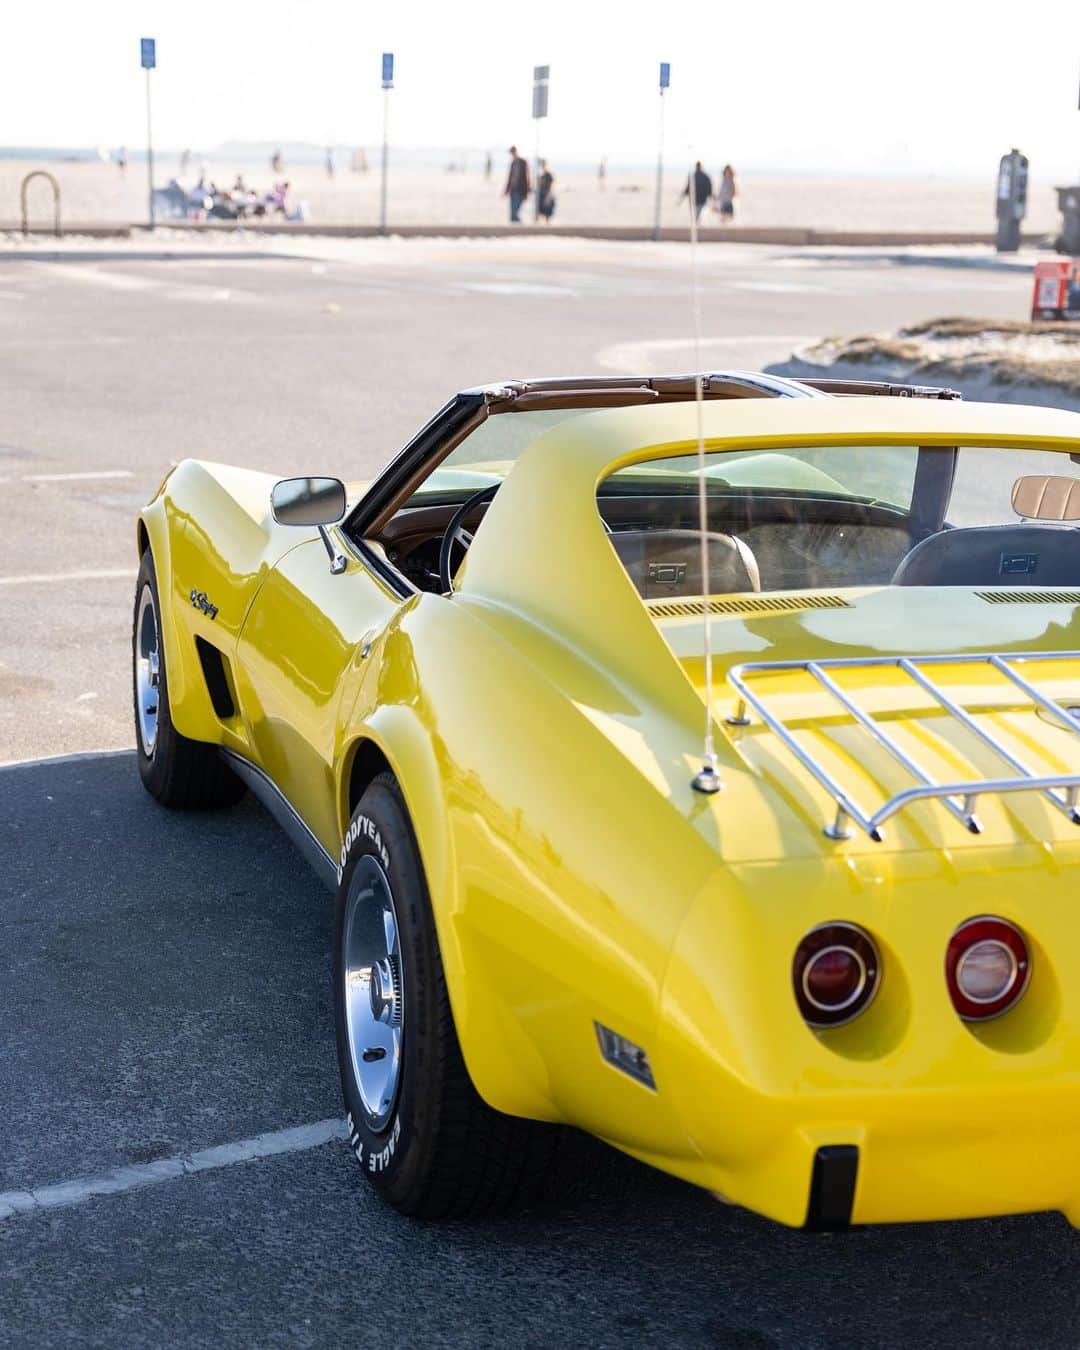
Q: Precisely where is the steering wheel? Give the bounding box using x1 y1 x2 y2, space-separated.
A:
438 483 500 594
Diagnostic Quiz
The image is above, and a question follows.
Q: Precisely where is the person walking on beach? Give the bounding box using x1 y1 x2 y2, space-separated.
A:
537 160 556 222
679 161 712 221
116 146 128 174
504 146 531 223
598 157 607 191
484 150 493 181
714 164 737 223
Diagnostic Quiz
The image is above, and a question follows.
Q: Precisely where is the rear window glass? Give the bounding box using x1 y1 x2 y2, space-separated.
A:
598 443 1080 598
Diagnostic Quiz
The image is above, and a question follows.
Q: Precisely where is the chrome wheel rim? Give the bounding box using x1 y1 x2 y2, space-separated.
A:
343 855 404 1132
135 583 161 758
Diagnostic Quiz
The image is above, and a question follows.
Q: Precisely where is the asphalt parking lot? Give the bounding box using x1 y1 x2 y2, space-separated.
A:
1 235 1073 1347
6 752 1080 1350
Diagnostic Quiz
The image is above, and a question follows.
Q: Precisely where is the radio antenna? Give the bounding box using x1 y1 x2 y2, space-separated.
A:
687 157 722 795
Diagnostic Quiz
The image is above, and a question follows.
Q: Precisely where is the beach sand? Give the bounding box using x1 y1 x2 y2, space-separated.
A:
3 156 1066 235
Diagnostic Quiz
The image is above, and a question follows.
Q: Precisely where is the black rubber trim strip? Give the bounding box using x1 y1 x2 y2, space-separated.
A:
805 1144 859 1230
219 750 337 892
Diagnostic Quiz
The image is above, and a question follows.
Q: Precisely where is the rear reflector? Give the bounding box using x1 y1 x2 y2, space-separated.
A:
595 1022 656 1090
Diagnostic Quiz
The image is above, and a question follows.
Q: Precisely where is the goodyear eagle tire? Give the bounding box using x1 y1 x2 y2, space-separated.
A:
132 550 245 809
335 773 558 1216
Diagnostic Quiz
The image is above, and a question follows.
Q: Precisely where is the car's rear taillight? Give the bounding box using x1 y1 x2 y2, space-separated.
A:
793 923 880 1028
946 916 1030 1021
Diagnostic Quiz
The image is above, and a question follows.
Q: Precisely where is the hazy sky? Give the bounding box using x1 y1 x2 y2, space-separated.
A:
6 0 1079 175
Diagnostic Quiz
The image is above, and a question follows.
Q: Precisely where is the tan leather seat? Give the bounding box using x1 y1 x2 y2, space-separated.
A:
610 528 760 599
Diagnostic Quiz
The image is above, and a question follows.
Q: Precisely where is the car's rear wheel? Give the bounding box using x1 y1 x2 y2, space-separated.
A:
133 549 245 809
335 773 559 1216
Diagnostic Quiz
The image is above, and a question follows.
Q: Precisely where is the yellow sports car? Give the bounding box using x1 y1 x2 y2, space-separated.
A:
134 372 1080 1228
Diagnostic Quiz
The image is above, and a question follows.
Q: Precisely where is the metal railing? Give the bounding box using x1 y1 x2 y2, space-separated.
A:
726 651 1080 841
20 170 61 238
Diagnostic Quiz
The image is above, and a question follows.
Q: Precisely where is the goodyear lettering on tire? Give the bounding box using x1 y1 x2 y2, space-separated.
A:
338 813 391 884
368 1115 402 1173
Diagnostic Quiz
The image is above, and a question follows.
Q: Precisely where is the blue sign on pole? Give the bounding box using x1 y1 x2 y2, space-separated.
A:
659 61 670 90
140 37 156 70
381 52 394 89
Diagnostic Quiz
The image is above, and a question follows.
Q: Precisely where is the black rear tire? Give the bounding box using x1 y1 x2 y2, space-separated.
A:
132 549 245 809
335 773 559 1217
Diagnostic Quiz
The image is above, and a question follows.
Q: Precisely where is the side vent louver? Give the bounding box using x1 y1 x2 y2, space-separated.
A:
645 594 851 619
977 590 1080 606
195 637 237 719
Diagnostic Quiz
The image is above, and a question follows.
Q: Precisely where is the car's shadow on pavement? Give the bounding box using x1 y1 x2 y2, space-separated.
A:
2 752 1078 1349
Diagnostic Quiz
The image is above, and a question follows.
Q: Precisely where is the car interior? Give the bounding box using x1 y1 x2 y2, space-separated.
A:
346 386 1080 600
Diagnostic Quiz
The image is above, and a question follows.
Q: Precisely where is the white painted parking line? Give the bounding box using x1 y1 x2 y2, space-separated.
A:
23 470 134 483
0 748 132 771
36 264 158 292
0 567 135 587
0 1118 350 1222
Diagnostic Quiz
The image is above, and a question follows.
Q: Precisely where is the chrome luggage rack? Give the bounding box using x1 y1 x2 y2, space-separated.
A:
725 652 1080 841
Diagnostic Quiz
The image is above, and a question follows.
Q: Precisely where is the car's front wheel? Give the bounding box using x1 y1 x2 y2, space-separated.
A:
132 549 245 809
335 773 558 1216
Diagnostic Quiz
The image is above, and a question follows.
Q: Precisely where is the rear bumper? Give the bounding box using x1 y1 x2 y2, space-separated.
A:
621 1090 1080 1231
632 1078 1080 1228
642 849 1080 1227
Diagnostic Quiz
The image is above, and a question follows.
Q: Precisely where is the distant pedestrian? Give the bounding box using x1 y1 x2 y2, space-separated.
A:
484 150 493 181
504 146 531 223
116 146 128 173
326 147 335 178
537 160 556 222
679 161 712 221
598 157 607 191
271 148 284 174
714 164 737 223
179 147 191 174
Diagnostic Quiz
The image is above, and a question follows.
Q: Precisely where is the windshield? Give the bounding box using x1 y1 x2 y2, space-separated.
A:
405 408 593 505
598 443 1080 597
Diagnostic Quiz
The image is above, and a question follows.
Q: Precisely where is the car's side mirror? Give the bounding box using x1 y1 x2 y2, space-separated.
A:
271 477 348 574
271 476 347 527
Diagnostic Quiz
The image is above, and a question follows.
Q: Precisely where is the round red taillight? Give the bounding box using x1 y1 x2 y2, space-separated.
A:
946 917 1030 1021
793 923 880 1028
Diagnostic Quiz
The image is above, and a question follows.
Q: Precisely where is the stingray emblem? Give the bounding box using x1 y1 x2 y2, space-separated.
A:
190 588 219 620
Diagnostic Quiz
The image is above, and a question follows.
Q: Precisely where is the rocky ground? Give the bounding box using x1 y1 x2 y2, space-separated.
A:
775 316 1080 409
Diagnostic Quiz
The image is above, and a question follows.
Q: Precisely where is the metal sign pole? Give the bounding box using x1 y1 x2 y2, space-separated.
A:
653 63 670 242
140 37 157 231
532 65 549 222
146 70 155 230
379 52 394 236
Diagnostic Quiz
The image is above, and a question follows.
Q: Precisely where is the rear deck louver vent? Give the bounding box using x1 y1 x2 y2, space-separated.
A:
976 590 1080 606
645 594 851 619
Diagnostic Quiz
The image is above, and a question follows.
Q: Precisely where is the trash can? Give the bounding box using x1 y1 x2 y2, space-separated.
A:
1031 259 1080 320
1056 186 1080 255
995 149 1028 253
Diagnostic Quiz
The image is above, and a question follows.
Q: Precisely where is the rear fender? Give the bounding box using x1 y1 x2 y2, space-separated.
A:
342 707 560 1123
